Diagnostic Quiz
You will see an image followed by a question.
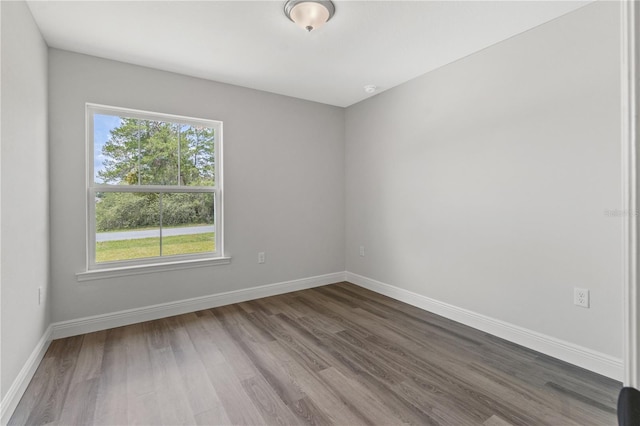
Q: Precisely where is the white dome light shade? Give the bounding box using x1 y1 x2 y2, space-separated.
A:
290 2 329 31
284 0 335 32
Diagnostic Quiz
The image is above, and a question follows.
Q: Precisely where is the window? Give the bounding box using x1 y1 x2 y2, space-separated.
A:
86 104 223 270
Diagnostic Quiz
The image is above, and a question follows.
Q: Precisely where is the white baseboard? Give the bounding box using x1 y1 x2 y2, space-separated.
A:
52 271 347 339
1 325 52 426
345 272 624 381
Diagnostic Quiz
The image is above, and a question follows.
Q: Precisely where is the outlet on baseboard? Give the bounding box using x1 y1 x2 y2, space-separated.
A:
258 252 265 264
574 288 589 308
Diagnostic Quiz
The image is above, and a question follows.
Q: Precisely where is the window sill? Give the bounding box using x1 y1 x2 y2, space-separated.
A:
76 256 231 282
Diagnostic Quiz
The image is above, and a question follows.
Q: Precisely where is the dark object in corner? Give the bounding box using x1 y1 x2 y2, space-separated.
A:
618 387 640 426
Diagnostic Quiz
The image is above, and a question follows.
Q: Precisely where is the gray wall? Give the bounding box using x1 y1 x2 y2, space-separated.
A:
1 1 50 400
345 1 623 357
48 50 345 322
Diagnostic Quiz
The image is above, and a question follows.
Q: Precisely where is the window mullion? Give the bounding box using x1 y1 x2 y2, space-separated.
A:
137 120 142 186
91 185 214 193
159 193 163 257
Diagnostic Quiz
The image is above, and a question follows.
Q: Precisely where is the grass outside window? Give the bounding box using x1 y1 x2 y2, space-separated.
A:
96 232 215 263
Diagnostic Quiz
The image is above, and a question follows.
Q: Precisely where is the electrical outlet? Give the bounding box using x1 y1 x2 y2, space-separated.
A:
359 246 365 257
258 252 265 264
38 287 43 306
574 288 590 308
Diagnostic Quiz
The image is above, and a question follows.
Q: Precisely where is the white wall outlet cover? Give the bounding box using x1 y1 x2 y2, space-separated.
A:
574 288 590 308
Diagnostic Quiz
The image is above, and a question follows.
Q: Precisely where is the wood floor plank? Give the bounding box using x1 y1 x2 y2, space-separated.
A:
186 313 267 425
483 415 513 426
8 356 58 426
93 328 128 426
392 378 485 426
235 336 307 406
215 304 276 344
319 367 431 425
11 282 621 426
241 374 302 425
190 310 251 376
169 314 231 424
126 391 162 426
123 323 163 425
260 293 308 319
56 378 99 426
197 357 267 425
124 323 155 396
288 396 334 426
69 331 106 385
255 310 332 373
12 336 85 426
145 319 197 425
192 407 233 426
265 340 371 425
148 346 194 425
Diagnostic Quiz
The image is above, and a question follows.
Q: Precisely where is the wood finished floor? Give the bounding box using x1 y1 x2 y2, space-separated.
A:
10 282 621 426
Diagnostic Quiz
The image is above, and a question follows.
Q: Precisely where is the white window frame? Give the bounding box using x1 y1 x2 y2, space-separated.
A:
85 103 224 271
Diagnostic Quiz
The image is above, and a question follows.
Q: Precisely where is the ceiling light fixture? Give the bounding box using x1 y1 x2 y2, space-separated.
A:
364 85 377 94
284 0 335 32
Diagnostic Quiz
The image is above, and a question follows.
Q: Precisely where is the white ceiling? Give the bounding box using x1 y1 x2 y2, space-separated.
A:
27 0 591 107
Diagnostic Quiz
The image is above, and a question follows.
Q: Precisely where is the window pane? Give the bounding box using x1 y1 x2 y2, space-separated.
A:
181 125 215 186
93 114 125 184
95 192 160 262
94 113 216 187
160 192 215 256
140 120 179 185
94 116 147 185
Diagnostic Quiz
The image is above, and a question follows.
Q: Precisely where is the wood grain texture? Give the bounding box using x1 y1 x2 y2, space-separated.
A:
10 282 621 425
